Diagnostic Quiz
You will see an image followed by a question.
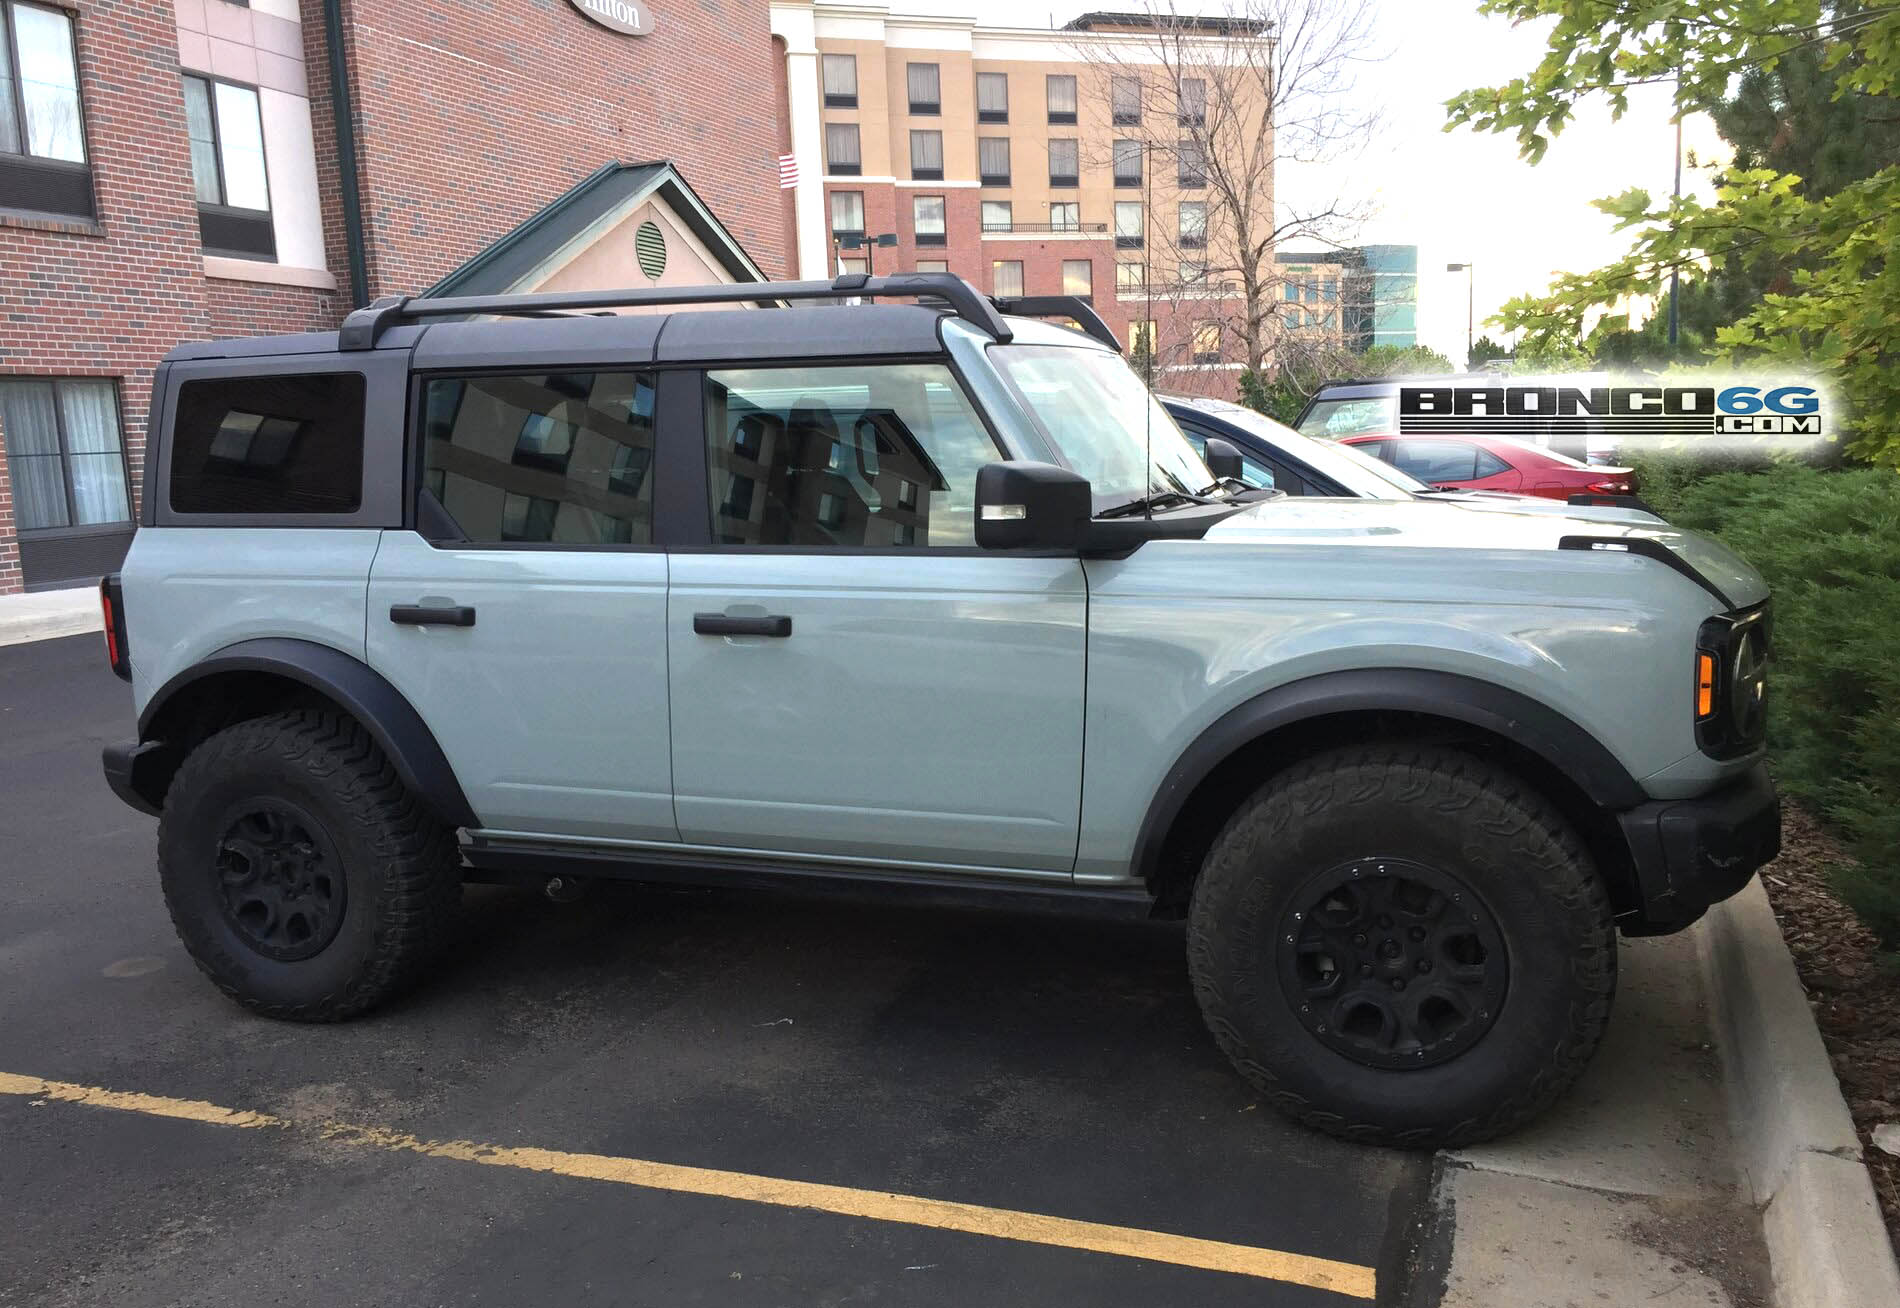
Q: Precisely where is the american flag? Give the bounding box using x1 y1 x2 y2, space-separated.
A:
777 154 799 189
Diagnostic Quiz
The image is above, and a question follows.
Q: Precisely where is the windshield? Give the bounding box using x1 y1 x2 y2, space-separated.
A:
991 344 1213 507
1297 395 1396 439
1189 403 1429 496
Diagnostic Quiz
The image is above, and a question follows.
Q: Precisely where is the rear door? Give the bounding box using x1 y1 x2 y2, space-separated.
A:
366 367 677 842
665 360 1088 873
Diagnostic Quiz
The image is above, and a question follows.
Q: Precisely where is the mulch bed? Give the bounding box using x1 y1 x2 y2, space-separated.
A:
1754 803 1900 1255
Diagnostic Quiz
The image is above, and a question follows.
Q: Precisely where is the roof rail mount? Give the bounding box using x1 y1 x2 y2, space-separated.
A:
990 295 1120 352
335 273 1015 351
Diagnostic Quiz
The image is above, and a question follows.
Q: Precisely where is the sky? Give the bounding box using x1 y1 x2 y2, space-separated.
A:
887 0 1728 363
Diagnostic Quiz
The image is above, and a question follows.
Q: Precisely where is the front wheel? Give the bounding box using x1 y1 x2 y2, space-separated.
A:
158 710 461 1021
1187 745 1616 1148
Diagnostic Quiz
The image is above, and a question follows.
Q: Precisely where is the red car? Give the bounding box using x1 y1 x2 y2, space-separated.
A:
1340 432 1637 501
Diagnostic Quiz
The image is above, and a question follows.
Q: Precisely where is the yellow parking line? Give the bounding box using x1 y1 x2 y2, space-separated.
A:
1 1069 1376 1299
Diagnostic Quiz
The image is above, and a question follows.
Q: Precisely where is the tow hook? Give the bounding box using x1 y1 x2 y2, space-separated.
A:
543 875 589 903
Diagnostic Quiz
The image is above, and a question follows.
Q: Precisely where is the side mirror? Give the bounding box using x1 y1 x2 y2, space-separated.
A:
975 461 1091 551
1201 436 1244 483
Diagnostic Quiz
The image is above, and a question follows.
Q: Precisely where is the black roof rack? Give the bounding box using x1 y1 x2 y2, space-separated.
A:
990 295 1120 352
336 272 1015 351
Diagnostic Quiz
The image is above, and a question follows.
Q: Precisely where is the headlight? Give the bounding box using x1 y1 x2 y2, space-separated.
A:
1729 627 1767 740
1695 607 1770 758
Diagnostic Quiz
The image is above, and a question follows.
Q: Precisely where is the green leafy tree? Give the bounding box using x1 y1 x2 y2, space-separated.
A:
1467 334 1510 368
1446 2 1900 463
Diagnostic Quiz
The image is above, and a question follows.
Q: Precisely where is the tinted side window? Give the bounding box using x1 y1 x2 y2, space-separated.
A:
170 373 365 514
704 364 1001 547
423 372 655 545
1393 439 1478 483
1473 448 1512 478
1179 424 1276 490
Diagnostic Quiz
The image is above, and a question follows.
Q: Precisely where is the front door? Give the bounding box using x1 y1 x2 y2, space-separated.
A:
667 361 1087 873
367 368 674 842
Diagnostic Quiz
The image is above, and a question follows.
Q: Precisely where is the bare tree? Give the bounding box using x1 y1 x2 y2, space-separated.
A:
1070 1 1382 382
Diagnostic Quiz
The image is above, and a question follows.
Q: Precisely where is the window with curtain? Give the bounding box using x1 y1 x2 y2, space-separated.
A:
1 2 94 218
1117 262 1145 291
1193 320 1221 363
906 62 940 114
909 129 942 179
976 72 1007 122
1062 260 1092 298
1045 74 1076 122
915 259 949 273
1111 76 1141 124
1178 200 1206 248
1178 77 1206 124
824 122 860 174
980 199 1012 232
1114 200 1143 247
1047 137 1077 186
1113 139 1141 187
1048 201 1078 231
977 135 1009 184
830 190 864 234
0 379 130 532
912 193 945 244
1128 320 1156 354
991 261 1024 298
1177 137 1207 186
821 54 857 106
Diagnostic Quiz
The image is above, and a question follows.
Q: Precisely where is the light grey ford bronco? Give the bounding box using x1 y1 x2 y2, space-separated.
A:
100 273 1779 1146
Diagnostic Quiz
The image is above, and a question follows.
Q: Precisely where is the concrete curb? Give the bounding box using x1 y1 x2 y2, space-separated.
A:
1699 877 1900 1308
0 588 101 648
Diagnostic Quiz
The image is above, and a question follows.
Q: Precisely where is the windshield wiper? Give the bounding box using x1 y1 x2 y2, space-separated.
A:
1096 489 1214 518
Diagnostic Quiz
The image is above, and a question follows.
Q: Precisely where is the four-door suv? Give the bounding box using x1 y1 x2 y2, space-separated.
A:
100 273 1780 1147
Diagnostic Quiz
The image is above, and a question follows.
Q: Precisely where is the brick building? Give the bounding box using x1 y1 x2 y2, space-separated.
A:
769 1 1268 396
0 0 789 593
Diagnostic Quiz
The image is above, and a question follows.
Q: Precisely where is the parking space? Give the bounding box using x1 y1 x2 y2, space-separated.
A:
1 636 1430 1307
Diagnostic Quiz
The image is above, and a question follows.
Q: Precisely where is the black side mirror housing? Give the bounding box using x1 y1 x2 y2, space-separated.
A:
974 461 1091 551
1201 436 1244 483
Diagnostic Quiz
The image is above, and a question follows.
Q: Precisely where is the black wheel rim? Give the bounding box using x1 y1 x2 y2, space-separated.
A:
1276 858 1508 1070
212 799 347 962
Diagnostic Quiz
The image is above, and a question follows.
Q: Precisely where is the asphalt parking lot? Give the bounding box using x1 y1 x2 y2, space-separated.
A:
1 634 1432 1307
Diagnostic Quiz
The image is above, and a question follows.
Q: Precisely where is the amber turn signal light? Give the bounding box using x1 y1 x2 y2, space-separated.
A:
1696 651 1716 718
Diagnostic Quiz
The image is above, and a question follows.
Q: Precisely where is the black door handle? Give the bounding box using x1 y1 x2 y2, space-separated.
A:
390 604 476 627
694 612 791 638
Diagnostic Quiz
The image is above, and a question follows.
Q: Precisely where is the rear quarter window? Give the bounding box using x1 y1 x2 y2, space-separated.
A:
169 373 366 515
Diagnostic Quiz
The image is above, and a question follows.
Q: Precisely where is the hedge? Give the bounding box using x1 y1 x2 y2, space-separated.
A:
1630 458 1900 951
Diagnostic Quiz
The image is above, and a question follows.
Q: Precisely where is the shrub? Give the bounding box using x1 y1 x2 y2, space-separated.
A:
1664 465 1900 949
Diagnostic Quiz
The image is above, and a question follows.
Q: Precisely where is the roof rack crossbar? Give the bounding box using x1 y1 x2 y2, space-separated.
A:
335 273 1015 351
990 295 1121 352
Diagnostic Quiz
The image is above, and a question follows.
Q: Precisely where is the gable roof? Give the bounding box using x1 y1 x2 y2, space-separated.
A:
425 161 768 297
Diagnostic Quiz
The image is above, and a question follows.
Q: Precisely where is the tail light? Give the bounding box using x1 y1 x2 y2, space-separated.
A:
100 574 131 682
1587 477 1631 495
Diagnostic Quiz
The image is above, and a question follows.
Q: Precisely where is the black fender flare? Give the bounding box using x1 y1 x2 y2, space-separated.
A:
138 637 480 829
1130 667 1648 884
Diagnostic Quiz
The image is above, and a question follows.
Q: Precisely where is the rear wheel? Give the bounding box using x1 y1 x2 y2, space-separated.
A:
158 710 461 1020
1187 745 1615 1147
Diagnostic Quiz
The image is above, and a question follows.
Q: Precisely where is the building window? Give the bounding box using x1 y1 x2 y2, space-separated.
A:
1178 200 1206 250
0 2 93 219
1116 261 1144 292
169 373 365 517
1045 74 1076 124
1049 201 1079 232
1111 75 1141 125
822 53 857 107
915 259 949 273
838 255 868 275
1047 137 1077 188
1113 139 1142 188
991 260 1024 298
978 136 1009 186
1061 259 1092 299
906 62 940 115
1178 77 1206 126
1180 259 1208 285
830 190 864 238
977 71 1008 123
912 193 946 246
0 379 129 532
1192 320 1221 365
980 200 1012 232
909 129 943 180
1128 320 1155 355
825 122 860 175
183 75 275 259
1114 200 1143 248
1177 137 1206 187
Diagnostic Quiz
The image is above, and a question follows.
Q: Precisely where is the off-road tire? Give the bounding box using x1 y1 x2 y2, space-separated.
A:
158 710 461 1021
1187 744 1616 1148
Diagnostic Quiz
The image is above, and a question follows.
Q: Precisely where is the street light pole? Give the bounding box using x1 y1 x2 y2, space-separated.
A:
1447 262 1474 365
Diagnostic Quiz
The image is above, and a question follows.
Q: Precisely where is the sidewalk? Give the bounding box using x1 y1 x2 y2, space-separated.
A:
0 587 101 648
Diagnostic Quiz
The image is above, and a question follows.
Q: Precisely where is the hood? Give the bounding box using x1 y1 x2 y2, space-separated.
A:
1201 497 1769 609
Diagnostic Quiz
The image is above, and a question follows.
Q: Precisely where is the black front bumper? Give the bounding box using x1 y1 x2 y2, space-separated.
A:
1616 762 1780 935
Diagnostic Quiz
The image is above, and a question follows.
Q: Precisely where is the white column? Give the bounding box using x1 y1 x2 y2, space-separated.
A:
772 4 830 279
